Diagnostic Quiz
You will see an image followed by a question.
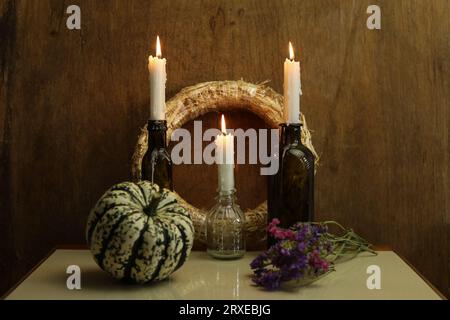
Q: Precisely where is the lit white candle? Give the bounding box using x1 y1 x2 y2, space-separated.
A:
216 115 235 192
283 42 302 124
148 36 167 120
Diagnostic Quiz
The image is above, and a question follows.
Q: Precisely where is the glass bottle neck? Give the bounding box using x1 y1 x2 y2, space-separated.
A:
147 120 167 148
217 189 237 206
280 123 302 146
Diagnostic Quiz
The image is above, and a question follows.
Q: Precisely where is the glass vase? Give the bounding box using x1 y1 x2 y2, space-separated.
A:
206 189 246 259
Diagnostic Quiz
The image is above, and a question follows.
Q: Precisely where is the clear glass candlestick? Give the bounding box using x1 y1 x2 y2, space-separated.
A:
206 189 246 260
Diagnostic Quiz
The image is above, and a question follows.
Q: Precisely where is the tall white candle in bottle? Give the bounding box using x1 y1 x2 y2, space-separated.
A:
148 36 167 120
216 115 235 192
283 42 302 124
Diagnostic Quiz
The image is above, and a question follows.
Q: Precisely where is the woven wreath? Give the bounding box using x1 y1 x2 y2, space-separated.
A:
131 80 318 248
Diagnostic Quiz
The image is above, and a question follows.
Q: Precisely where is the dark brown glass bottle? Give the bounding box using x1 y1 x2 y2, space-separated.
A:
267 123 315 246
141 120 173 191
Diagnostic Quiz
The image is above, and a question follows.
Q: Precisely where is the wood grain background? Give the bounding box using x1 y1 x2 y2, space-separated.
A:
1 0 448 297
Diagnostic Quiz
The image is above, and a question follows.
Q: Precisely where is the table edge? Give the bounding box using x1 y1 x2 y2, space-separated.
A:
392 249 447 300
1 246 58 300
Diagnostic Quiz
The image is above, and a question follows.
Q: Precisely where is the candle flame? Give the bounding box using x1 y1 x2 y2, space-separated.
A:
221 114 227 134
156 36 162 58
289 42 295 61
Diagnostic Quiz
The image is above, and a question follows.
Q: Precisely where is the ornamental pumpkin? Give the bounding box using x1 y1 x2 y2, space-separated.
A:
86 181 194 284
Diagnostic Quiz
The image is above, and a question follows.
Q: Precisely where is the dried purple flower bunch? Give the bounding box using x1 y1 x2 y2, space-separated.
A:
250 219 376 290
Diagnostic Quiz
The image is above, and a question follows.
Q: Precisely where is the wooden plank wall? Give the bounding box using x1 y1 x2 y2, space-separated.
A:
1 0 449 297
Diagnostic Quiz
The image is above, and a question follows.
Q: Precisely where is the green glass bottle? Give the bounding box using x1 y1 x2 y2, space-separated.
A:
141 120 173 191
267 123 315 246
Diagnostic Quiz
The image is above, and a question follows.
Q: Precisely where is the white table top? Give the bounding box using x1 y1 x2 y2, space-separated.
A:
4 249 443 300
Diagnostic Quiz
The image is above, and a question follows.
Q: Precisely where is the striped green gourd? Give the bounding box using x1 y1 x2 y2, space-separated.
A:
86 181 194 284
